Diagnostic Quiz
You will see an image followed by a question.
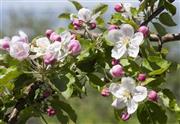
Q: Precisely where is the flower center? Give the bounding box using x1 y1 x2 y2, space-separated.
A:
122 37 130 46
123 90 132 99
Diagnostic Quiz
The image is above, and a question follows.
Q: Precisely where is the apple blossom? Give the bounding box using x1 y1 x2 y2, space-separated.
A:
47 107 56 116
108 25 119 31
114 3 123 12
138 26 149 37
68 39 81 55
30 37 50 59
89 22 96 30
111 58 119 65
121 112 131 121
45 29 54 38
43 52 56 65
137 73 146 81
110 64 124 78
108 24 144 59
148 90 158 102
101 88 110 97
9 42 30 60
50 32 61 42
109 77 147 114
78 8 100 23
0 37 10 50
11 31 28 43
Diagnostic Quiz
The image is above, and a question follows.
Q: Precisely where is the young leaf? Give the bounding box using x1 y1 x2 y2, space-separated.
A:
152 22 167 36
69 0 83 10
159 12 176 26
137 101 167 124
164 1 176 15
93 4 108 15
58 13 70 19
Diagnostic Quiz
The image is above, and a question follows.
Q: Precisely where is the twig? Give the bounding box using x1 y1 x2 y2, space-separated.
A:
140 0 175 26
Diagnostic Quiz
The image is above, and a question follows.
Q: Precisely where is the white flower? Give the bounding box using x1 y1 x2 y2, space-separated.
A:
9 31 29 60
30 37 50 59
9 42 30 60
77 8 100 23
11 31 28 43
108 24 144 59
109 77 147 114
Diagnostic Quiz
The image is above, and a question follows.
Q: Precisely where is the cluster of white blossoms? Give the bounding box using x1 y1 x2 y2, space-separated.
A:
0 31 30 61
0 30 81 65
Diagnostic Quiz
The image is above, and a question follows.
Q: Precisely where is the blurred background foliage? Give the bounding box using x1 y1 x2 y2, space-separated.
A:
0 0 180 123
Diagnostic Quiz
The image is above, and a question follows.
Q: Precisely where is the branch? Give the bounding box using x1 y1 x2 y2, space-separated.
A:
149 33 180 43
4 81 43 124
140 0 175 26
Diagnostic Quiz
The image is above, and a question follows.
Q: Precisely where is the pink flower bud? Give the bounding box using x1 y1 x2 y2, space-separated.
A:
110 64 124 78
121 112 131 121
138 26 149 37
68 40 81 55
73 19 82 27
74 25 81 30
137 73 146 81
148 90 158 102
43 52 56 65
101 88 110 97
0 38 10 50
47 107 56 116
50 32 61 42
43 90 51 98
89 22 96 30
45 29 54 38
108 25 119 31
114 3 123 12
111 58 119 65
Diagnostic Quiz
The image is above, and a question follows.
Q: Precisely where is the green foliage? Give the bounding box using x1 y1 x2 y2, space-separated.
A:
153 22 167 36
69 0 83 10
164 1 176 15
58 13 70 19
159 12 176 26
137 101 167 124
93 4 108 15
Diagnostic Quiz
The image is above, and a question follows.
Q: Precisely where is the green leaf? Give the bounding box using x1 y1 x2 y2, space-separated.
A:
51 99 77 123
58 100 77 123
58 13 70 19
88 73 105 87
159 89 180 121
61 73 75 99
164 1 176 15
69 0 83 10
96 17 105 26
159 12 176 26
153 22 167 36
93 4 108 15
0 66 21 90
137 101 167 124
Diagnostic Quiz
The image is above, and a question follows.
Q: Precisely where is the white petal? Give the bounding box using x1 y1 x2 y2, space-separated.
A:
127 99 138 114
107 30 123 44
11 36 21 43
123 3 132 12
120 24 134 38
111 44 127 59
109 83 124 98
133 86 147 102
19 30 28 43
121 77 135 91
127 45 139 58
130 32 144 46
112 98 126 109
36 37 50 49
78 8 92 22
